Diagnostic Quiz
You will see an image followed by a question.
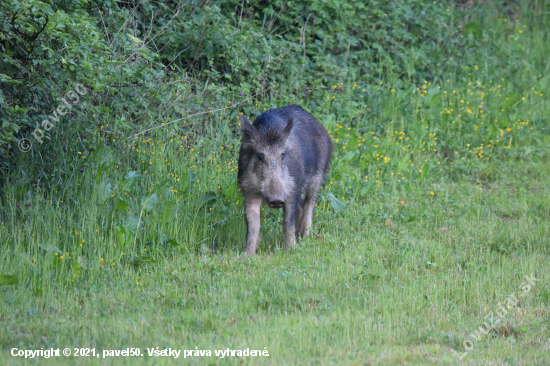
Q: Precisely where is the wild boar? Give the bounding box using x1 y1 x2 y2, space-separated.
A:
237 104 333 255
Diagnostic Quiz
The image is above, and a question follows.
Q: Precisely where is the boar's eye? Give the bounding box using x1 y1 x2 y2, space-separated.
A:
281 153 287 161
256 153 265 162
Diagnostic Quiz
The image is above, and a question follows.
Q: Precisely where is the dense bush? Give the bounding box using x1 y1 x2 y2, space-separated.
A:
0 0 547 180
0 0 165 173
126 0 516 85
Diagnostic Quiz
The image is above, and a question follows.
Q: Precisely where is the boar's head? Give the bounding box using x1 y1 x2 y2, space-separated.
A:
239 115 295 209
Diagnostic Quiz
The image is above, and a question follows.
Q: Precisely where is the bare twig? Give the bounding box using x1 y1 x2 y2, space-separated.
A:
344 38 351 65
238 0 245 29
145 10 156 41
164 77 190 85
164 46 190 69
129 87 273 139
301 13 312 66
110 6 138 47
268 0 289 32
144 1 187 47
98 12 111 44
244 0 262 19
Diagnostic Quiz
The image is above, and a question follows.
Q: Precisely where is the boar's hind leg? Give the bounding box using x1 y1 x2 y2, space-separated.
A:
244 197 262 255
282 196 300 250
297 195 315 238
294 198 304 239
298 182 322 238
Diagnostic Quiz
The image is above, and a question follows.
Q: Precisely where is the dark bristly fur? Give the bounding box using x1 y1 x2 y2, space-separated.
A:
237 104 334 255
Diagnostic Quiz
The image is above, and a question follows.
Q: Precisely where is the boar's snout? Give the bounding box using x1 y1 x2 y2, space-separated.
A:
267 196 285 209
264 171 286 209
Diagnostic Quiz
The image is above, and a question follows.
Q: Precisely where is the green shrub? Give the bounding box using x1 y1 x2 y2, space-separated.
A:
0 0 163 173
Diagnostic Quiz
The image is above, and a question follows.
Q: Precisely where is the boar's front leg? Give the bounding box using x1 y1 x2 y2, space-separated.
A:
244 197 262 255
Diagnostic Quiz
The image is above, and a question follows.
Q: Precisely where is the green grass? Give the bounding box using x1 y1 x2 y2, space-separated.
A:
1 157 549 365
2 8 550 366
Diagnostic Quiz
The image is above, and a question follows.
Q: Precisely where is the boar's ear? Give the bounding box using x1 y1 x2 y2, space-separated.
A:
282 117 294 140
239 114 250 126
239 115 256 141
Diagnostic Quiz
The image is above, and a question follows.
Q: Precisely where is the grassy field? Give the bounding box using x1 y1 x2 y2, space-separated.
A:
2 8 550 366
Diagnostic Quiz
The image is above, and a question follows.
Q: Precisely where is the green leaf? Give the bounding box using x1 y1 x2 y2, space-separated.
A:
38 244 62 255
397 154 410 172
489 123 498 136
360 182 375 197
127 34 143 43
402 213 416 223
150 179 171 196
161 200 177 226
72 262 81 280
223 181 237 198
128 215 142 229
464 22 482 38
419 164 430 180
15 184 28 201
199 191 218 208
222 175 237 198
165 239 180 247
40 4 56 16
125 171 138 179
124 176 138 192
143 193 159 212
0 275 18 286
365 273 383 284
327 193 345 212
330 170 343 182
115 225 131 248
342 150 357 162
122 172 139 194
330 160 346 182
114 197 130 211
98 181 112 202
137 48 149 55
504 94 520 109
428 86 440 96
140 256 156 264
179 172 190 193
428 87 440 106
0 74 19 83
323 113 337 129
95 163 105 184
347 133 359 150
